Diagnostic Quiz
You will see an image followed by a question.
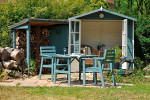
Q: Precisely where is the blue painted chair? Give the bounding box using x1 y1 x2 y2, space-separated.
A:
82 49 116 87
39 46 56 81
53 56 71 85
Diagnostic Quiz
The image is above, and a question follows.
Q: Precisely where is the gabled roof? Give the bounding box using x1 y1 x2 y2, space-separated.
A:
8 18 68 29
69 7 137 21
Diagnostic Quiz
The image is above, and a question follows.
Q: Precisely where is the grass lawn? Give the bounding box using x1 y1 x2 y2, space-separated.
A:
0 84 150 100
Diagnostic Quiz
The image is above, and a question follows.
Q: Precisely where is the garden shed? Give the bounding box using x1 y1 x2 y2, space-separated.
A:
8 18 69 73
8 7 137 73
68 7 137 69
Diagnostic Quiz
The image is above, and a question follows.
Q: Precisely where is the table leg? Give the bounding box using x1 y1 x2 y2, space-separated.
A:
51 58 54 82
83 59 86 86
68 58 71 85
79 59 82 81
93 59 97 84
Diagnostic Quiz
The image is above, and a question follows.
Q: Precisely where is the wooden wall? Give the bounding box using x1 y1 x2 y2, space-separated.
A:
81 20 122 50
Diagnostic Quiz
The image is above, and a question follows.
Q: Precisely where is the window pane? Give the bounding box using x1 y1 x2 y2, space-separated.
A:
71 21 74 32
71 33 75 44
75 33 79 44
75 22 79 32
75 45 79 53
71 45 74 53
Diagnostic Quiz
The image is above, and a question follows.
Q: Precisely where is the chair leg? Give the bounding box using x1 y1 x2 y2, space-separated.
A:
51 58 54 82
111 63 116 86
99 61 105 87
93 72 97 84
53 58 56 84
39 57 43 80
112 70 116 86
83 60 86 86
51 67 53 82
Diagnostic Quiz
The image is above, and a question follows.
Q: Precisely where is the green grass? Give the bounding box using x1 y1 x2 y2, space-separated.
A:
0 84 150 100
105 75 150 84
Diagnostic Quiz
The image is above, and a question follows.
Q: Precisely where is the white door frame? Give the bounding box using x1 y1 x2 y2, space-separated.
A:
122 19 128 69
132 21 134 69
68 18 81 54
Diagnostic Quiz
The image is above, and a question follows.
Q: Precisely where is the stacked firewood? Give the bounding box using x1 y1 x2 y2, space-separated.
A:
36 28 50 73
15 27 50 74
0 47 26 79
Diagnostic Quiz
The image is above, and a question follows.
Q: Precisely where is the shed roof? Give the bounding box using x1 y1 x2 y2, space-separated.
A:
69 7 137 21
8 18 68 29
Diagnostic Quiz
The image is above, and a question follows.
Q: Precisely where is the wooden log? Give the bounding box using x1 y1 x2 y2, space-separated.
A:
10 60 19 68
0 47 9 61
3 60 19 70
3 60 14 69
5 47 14 54
0 62 3 70
10 49 24 61
0 51 1 60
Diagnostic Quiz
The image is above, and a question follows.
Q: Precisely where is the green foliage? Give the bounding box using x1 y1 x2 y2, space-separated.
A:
16 82 21 87
24 58 36 75
0 0 108 47
114 45 122 63
112 0 150 64
134 57 145 72
0 0 149 65
106 71 150 84
30 58 36 72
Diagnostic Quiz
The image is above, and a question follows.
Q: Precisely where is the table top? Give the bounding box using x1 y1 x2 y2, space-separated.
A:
41 54 98 59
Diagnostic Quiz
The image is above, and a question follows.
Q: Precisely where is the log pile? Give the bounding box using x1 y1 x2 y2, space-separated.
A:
0 47 25 79
15 27 50 74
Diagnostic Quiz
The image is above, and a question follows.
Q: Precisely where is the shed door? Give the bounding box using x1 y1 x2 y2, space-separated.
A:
68 19 81 54
122 19 128 69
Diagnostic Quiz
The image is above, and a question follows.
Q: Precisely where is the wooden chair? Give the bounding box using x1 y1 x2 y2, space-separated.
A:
39 46 56 81
82 49 116 87
53 56 71 85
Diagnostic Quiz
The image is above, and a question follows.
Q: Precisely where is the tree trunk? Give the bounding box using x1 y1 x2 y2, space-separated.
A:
10 49 24 61
0 47 10 61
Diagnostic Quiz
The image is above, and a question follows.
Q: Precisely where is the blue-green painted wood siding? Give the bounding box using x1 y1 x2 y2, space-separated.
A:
79 11 124 20
49 24 69 54
127 20 133 59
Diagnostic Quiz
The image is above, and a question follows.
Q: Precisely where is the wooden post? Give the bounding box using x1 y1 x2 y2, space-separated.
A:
12 30 16 48
27 22 30 76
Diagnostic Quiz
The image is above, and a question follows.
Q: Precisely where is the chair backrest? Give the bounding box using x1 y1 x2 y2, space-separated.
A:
104 49 116 63
40 46 56 56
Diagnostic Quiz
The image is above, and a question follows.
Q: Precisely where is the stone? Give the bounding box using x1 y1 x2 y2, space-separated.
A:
14 72 22 78
22 74 28 78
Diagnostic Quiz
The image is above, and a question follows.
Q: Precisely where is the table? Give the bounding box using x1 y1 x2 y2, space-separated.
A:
52 54 98 82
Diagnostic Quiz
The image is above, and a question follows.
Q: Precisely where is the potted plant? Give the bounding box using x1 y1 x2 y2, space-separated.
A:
114 45 122 69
